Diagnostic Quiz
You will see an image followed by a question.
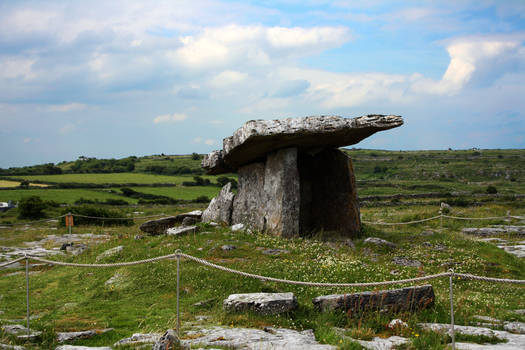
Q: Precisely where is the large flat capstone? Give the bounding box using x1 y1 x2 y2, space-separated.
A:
223 292 298 315
203 115 403 174
312 285 435 314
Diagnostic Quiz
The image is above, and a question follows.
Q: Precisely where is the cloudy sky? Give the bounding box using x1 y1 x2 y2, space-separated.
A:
1 0 525 168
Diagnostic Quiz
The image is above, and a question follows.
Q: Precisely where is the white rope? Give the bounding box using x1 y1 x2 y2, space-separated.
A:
0 256 26 268
28 254 177 268
10 253 525 285
361 215 441 225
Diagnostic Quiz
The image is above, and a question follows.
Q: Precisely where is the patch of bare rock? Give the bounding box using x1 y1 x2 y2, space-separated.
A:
183 326 336 349
223 292 298 315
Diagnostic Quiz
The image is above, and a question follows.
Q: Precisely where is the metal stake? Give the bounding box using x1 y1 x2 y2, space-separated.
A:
449 269 455 350
25 256 30 337
176 250 181 337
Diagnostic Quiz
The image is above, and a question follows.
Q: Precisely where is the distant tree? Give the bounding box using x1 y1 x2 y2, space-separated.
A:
20 180 30 188
18 196 47 219
191 153 201 160
486 185 498 194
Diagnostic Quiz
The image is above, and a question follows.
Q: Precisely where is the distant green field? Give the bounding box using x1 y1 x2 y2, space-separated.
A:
128 186 221 200
0 188 138 204
5 173 219 185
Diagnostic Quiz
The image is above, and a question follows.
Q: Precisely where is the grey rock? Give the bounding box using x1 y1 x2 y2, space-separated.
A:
514 309 525 315
224 292 298 315
504 322 525 334
166 225 198 236
182 216 198 226
221 245 236 251
231 163 266 231
419 323 525 349
1 325 42 342
152 329 180 350
193 299 215 308
420 230 435 236
231 223 245 232
183 326 335 349
203 115 403 173
66 243 87 256
354 336 408 350
95 246 123 262
104 271 129 290
0 344 25 350
202 182 235 224
113 333 162 347
140 212 201 235
55 346 112 350
57 328 113 343
463 226 525 236
364 237 397 249
313 285 435 314
262 249 289 255
392 256 422 267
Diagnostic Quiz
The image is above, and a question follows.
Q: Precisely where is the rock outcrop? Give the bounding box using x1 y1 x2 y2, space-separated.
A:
224 292 298 315
312 285 435 314
202 114 403 237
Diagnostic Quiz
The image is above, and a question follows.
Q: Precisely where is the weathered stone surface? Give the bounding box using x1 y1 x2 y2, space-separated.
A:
419 323 525 349
221 245 236 251
113 333 162 347
364 237 397 249
312 285 435 314
0 344 25 350
203 115 403 174
55 346 112 350
355 336 408 350
166 225 198 236
463 226 525 236
1 325 42 341
298 148 360 236
224 292 298 315
140 217 180 235
231 163 266 230
202 182 235 224
231 223 245 231
140 211 202 235
264 148 300 237
504 322 525 334
152 329 181 350
95 246 123 262
392 256 422 267
183 326 336 349
57 329 113 343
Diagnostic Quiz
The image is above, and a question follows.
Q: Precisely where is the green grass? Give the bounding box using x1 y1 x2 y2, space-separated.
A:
4 173 219 185
127 186 221 201
0 188 139 205
0 202 523 349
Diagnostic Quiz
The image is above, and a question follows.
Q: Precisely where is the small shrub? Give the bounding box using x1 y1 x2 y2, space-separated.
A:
18 196 47 219
486 185 498 194
60 206 133 226
191 152 201 160
194 195 210 203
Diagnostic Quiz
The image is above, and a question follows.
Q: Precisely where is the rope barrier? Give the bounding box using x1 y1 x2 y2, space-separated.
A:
0 256 26 268
361 215 441 225
9 252 522 286
28 254 177 268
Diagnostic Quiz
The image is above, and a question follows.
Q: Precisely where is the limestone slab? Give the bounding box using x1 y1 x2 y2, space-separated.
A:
202 182 235 224
203 114 403 174
312 285 435 314
224 292 298 315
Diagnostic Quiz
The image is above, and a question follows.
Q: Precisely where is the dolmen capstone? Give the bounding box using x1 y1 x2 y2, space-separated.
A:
202 115 403 237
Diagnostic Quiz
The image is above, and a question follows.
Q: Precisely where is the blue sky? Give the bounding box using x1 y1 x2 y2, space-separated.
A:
1 0 524 168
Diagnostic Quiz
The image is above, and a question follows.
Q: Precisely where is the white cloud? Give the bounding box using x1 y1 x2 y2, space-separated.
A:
48 103 87 112
59 123 77 134
23 137 32 144
153 113 188 124
0 58 36 80
209 70 247 87
192 137 203 143
204 139 215 145
169 24 351 69
412 36 525 95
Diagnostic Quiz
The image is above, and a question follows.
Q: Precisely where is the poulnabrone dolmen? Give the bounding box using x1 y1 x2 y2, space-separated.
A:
201 114 403 238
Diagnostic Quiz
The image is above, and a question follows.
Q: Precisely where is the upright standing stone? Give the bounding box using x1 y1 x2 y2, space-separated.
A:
202 182 235 224
232 163 266 230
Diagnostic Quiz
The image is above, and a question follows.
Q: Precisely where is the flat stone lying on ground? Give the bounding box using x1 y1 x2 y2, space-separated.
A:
0 344 25 350
166 225 198 236
478 237 525 258
55 346 112 350
419 323 525 349
392 256 422 267
56 328 113 343
223 292 298 315
202 115 403 174
113 333 162 347
183 326 336 349
312 285 435 314
363 237 397 249
139 211 202 235
95 246 123 262
151 329 181 350
462 226 525 236
1 325 42 340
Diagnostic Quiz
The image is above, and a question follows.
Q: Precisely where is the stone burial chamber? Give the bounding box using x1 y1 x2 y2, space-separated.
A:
201 114 403 238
